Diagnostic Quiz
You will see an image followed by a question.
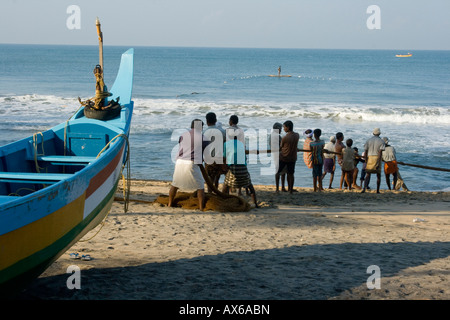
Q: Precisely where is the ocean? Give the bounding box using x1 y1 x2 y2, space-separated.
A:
1 44 449 192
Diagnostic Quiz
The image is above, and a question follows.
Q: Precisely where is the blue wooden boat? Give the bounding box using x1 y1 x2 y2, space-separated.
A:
0 47 134 298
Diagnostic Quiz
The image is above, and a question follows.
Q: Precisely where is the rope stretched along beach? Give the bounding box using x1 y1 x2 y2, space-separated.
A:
247 149 450 173
396 161 450 173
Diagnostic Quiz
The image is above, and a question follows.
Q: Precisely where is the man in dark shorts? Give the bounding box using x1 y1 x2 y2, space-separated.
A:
310 129 325 192
203 112 228 192
322 135 336 189
276 120 300 194
334 132 347 189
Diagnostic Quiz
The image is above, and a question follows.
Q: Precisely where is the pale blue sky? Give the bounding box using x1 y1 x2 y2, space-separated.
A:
1 0 449 50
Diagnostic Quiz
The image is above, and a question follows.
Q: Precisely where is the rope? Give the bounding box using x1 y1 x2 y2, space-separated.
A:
69 104 83 121
96 133 125 158
8 187 36 197
397 161 450 173
62 121 70 173
32 132 45 173
78 220 106 242
63 120 69 156
121 143 131 213
96 133 131 213
251 148 450 173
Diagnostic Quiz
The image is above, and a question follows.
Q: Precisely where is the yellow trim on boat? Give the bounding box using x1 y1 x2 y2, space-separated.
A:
0 194 85 270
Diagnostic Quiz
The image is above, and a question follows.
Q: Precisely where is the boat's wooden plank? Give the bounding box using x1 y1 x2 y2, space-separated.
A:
0 172 72 184
37 156 96 162
33 155 97 166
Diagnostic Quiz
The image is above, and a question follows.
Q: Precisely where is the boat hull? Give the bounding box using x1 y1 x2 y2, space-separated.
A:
0 48 134 298
0 176 118 297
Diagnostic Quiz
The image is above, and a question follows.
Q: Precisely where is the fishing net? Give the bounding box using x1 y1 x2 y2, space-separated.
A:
153 164 251 212
154 192 251 212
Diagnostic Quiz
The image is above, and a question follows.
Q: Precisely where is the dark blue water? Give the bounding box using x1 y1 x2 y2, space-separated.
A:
1 44 449 191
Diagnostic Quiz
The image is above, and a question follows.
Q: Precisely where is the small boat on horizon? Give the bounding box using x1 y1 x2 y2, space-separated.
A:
396 53 412 57
268 74 292 77
269 65 292 77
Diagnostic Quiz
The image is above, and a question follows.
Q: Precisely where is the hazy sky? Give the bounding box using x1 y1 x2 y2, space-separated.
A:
1 0 449 50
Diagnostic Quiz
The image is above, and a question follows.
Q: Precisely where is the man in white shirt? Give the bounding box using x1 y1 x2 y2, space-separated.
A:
361 128 385 194
322 136 336 189
203 112 228 192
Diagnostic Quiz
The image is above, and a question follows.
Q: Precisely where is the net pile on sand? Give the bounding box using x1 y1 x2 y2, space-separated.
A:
153 165 253 212
154 192 251 212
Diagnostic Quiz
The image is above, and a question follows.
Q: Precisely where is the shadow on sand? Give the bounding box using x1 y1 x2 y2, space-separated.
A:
17 241 450 300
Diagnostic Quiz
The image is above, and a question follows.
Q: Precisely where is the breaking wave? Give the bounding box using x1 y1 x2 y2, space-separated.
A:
132 98 450 125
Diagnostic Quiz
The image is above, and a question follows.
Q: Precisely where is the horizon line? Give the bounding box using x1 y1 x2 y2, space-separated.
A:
0 42 448 52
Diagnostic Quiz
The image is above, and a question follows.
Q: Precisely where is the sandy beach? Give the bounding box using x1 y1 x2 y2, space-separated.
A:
17 179 450 300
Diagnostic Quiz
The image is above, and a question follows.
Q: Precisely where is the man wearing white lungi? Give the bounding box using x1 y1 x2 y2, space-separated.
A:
168 119 210 210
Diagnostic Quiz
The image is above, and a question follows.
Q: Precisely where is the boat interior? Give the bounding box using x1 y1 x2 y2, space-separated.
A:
1 46 133 204
0 118 122 200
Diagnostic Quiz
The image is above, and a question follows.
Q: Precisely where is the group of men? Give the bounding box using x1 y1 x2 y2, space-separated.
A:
168 113 403 210
301 127 402 193
168 112 257 210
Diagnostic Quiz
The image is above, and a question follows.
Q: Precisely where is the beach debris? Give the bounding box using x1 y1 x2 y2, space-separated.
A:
81 254 92 261
69 252 80 259
413 218 426 223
